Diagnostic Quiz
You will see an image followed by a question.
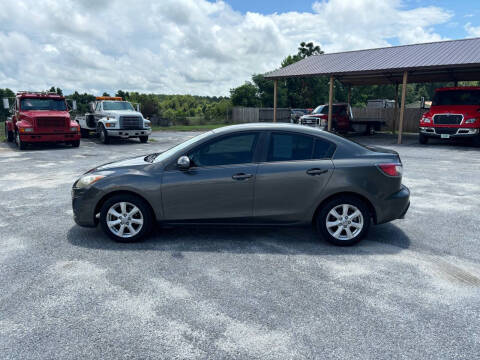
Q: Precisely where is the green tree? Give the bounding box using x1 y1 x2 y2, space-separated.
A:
230 82 259 107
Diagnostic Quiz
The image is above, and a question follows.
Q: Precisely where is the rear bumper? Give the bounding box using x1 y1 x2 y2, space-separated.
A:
420 127 479 138
19 133 80 142
106 128 152 138
376 185 410 224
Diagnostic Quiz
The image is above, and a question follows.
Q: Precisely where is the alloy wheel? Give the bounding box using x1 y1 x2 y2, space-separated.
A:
326 204 364 241
106 202 144 238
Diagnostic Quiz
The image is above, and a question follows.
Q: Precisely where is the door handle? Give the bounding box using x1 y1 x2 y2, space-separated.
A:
306 168 328 176
232 173 253 180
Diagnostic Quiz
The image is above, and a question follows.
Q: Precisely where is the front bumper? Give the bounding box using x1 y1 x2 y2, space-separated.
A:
106 128 152 138
72 186 103 227
20 133 81 142
420 127 479 138
376 185 410 224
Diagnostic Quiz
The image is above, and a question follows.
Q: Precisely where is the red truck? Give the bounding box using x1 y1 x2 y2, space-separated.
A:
419 86 480 146
4 92 80 150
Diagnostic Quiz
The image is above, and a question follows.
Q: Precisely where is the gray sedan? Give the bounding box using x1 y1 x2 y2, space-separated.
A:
72 123 410 245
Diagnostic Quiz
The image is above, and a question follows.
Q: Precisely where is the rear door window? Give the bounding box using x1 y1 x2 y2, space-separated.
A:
267 132 335 162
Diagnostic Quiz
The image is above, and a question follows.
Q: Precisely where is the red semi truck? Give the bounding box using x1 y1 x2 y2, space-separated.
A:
419 86 480 146
4 92 80 150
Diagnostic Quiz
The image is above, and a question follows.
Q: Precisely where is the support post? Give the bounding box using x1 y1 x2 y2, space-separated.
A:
273 79 278 123
328 75 334 131
393 83 399 135
347 85 351 108
397 71 408 144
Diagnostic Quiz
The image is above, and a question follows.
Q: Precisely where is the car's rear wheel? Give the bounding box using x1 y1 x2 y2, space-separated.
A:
100 194 153 242
316 195 371 246
419 133 428 144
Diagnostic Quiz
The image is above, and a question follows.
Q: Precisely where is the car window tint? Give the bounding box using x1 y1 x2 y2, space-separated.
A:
189 133 258 167
313 139 335 159
267 133 314 162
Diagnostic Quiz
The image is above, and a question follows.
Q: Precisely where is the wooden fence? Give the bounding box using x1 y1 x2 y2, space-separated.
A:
352 107 425 133
232 107 291 123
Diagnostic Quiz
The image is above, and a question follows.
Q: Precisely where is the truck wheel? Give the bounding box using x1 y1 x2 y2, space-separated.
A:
5 123 13 142
139 136 148 143
316 195 371 246
15 131 26 150
419 133 429 144
100 194 153 242
365 125 375 136
71 140 80 148
99 126 110 144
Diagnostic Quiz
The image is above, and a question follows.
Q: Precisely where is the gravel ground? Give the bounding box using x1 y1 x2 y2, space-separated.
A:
0 131 479 360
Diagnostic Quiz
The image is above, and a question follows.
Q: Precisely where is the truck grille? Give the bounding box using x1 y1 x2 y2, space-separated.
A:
435 127 458 135
36 117 68 129
301 117 319 126
433 114 463 125
120 116 143 130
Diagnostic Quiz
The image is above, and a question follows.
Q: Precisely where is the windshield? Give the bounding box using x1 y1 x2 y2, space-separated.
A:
103 101 135 111
20 98 67 111
432 90 480 106
312 105 345 115
149 131 213 163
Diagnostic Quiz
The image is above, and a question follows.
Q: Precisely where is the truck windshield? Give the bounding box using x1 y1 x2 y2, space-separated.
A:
432 90 480 106
312 105 346 115
103 101 135 111
20 98 67 111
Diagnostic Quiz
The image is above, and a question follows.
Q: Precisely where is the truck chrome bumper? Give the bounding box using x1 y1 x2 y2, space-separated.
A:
106 128 152 138
420 127 479 137
19 133 81 142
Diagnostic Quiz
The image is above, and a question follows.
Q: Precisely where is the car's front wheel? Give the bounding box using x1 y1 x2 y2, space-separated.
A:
316 195 371 246
100 194 153 242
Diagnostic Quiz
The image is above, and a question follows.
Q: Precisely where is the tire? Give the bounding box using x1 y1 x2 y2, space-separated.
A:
100 194 153 243
316 195 371 246
365 125 375 136
472 134 480 147
15 131 27 150
139 136 148 143
99 126 110 144
71 140 80 148
419 133 428 144
5 124 13 142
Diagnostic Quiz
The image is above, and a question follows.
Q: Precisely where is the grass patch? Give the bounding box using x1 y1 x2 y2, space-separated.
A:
0 122 5 142
152 124 227 132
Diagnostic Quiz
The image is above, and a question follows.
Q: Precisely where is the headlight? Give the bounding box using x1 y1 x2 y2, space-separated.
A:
465 118 477 124
70 126 78 132
105 122 116 128
106 115 116 120
144 120 151 127
421 117 432 123
20 127 34 133
75 174 105 189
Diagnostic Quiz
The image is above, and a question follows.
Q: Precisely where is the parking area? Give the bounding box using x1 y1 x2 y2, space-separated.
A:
1 132 479 359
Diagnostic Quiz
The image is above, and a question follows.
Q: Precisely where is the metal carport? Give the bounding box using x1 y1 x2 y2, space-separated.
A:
265 37 480 143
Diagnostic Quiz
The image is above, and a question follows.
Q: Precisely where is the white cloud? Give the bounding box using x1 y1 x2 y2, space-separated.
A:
0 0 452 96
465 22 480 37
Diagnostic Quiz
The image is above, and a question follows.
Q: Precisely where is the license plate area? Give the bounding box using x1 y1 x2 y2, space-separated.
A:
441 134 450 139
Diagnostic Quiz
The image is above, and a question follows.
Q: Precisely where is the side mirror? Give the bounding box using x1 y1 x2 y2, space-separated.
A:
89 102 95 113
176 156 190 170
72 100 77 111
420 97 426 109
136 104 140 112
3 98 9 110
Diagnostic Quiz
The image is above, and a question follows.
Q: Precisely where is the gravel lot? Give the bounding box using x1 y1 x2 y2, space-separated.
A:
1 131 479 359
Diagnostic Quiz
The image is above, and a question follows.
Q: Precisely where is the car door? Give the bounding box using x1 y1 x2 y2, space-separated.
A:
161 131 261 222
253 131 335 223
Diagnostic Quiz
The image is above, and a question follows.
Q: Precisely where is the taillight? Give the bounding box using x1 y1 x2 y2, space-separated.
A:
378 163 403 177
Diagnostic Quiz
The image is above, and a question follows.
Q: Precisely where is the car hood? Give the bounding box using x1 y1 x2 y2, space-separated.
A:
93 155 150 172
105 110 143 117
21 110 69 118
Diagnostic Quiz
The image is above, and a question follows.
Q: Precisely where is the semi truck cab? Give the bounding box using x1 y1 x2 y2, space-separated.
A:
419 87 480 146
3 92 80 150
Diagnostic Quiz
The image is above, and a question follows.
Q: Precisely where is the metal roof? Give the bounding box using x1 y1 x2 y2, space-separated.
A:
265 38 480 85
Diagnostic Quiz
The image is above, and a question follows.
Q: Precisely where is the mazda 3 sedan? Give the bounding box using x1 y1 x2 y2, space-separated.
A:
72 123 410 245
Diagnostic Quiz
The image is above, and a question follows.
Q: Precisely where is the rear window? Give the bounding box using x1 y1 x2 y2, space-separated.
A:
432 90 480 106
267 132 335 162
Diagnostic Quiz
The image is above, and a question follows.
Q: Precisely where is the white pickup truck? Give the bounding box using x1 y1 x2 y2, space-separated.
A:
76 96 151 144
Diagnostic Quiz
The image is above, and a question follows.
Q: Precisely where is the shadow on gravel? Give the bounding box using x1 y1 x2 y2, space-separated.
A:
67 222 410 256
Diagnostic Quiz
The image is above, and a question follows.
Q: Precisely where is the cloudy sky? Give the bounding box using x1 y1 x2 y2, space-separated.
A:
0 0 479 96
